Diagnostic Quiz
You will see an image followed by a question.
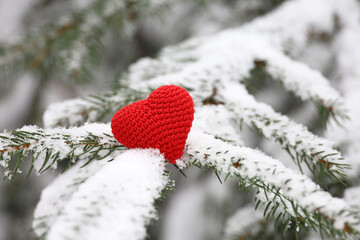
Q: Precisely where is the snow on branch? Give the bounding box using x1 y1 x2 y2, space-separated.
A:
43 88 146 128
193 105 243 145
325 0 360 179
0 0 172 82
0 123 124 179
124 0 346 114
242 0 339 55
33 158 109 238
44 0 347 128
33 149 171 240
258 48 346 118
222 205 264 240
40 0 351 185
126 30 344 115
344 186 360 210
58 0 172 80
43 58 348 184
43 46 349 182
219 82 348 184
181 130 360 238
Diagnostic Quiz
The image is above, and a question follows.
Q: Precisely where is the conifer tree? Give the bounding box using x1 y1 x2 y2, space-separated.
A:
1 0 360 239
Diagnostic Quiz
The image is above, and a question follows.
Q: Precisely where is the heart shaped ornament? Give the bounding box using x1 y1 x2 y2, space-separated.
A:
111 85 195 163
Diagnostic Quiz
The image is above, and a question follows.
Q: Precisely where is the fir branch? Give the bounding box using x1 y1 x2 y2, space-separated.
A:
43 61 349 183
0 123 124 179
182 130 360 239
121 0 346 115
44 75 348 185
324 0 360 179
249 50 347 120
33 158 110 238
43 88 146 128
43 0 349 128
40 0 350 186
219 82 349 184
0 0 172 83
222 205 293 240
193 105 244 145
242 0 340 56
33 149 170 240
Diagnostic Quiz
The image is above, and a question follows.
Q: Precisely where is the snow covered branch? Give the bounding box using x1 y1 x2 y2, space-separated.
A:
43 0 344 122
28 128 359 239
193 105 243 145
43 88 146 128
32 158 109 238
40 0 352 184
219 82 348 184
1 0 359 239
43 0 347 125
0 123 124 179
0 0 172 82
33 149 171 240
325 0 360 179
181 130 360 239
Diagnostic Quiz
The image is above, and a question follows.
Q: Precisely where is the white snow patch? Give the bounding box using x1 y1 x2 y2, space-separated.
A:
183 130 359 232
193 105 243 145
40 149 168 240
33 158 109 236
218 82 344 171
43 98 97 128
0 123 119 175
223 205 263 239
344 186 360 209
325 0 360 178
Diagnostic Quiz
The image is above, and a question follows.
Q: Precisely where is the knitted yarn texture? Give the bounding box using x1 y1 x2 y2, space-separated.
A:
111 85 195 163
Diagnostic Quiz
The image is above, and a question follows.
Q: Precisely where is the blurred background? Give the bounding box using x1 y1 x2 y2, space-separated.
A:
0 0 350 239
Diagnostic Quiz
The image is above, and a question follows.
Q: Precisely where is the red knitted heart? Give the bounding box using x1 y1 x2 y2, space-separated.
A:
111 85 194 163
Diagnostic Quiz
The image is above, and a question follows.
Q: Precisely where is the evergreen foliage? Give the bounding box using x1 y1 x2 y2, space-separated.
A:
1 0 360 239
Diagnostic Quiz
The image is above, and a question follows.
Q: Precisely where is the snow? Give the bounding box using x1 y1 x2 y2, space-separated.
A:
124 0 343 111
127 28 342 112
305 231 323 240
43 0 347 129
222 205 264 240
219 82 345 175
37 149 168 240
43 98 99 128
33 158 109 237
344 186 360 209
0 123 121 176
65 42 87 72
20 0 360 237
40 0 349 182
264 49 344 115
242 0 335 56
181 130 360 232
193 105 243 145
325 0 360 179
35 123 118 170
43 89 146 129
103 0 125 17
